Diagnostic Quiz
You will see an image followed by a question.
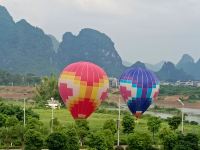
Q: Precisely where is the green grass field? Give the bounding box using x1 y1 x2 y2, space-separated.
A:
33 108 200 141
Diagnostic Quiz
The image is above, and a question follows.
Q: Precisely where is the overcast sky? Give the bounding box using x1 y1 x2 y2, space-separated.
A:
1 0 200 64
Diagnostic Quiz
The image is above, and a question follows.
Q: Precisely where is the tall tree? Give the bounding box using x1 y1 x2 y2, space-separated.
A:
159 128 177 150
103 119 117 135
147 116 161 143
122 114 135 134
167 116 181 131
75 119 90 146
34 75 61 106
24 129 44 150
65 128 79 150
127 131 152 150
46 132 67 150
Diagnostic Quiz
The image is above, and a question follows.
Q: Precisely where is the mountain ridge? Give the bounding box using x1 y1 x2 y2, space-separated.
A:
0 5 200 81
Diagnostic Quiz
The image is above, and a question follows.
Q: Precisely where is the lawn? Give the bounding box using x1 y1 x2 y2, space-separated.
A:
33 108 200 141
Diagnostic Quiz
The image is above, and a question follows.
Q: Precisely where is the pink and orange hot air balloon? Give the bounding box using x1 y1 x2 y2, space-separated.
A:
58 61 109 119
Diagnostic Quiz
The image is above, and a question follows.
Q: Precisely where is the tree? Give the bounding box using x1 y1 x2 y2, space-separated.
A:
26 117 43 131
122 114 135 134
147 116 161 143
5 116 19 127
65 128 79 150
167 116 181 131
46 132 67 150
87 131 107 150
75 119 90 146
24 129 44 150
103 129 114 150
0 127 13 148
34 75 61 106
127 131 152 150
0 113 6 127
103 119 117 135
174 133 199 150
159 128 177 150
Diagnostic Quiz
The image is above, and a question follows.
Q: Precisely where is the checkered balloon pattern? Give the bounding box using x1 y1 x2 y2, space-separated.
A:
120 67 160 118
58 62 109 119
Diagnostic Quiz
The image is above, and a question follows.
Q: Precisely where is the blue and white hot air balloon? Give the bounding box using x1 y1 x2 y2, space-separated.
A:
119 67 160 118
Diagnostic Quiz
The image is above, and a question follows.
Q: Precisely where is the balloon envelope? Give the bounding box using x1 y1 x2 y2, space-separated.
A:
58 62 109 119
119 67 160 118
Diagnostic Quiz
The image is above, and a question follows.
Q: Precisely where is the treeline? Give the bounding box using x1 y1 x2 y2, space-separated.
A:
0 70 41 86
159 85 200 101
0 102 199 150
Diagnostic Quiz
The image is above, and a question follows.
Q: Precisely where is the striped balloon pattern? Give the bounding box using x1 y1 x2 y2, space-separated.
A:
120 67 160 118
58 62 109 119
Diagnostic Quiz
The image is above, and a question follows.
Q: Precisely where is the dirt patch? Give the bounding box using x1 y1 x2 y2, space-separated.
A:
0 86 35 100
155 95 200 109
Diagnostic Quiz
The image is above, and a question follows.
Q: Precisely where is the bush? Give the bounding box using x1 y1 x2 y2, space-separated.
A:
87 131 107 150
122 114 135 134
159 128 177 150
127 131 152 150
24 129 44 150
190 121 198 125
46 132 67 150
103 119 117 135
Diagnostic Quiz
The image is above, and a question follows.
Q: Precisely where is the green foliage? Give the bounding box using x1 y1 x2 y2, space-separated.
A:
0 126 21 147
5 116 19 127
0 103 39 121
167 116 181 131
24 129 44 150
122 114 135 134
174 133 199 150
127 131 152 150
0 70 40 86
0 114 6 127
34 75 61 106
190 121 198 125
26 117 43 131
159 128 177 150
46 132 67 150
75 119 90 146
103 119 117 135
159 85 200 102
65 128 80 150
87 131 108 150
147 116 161 143
103 129 115 150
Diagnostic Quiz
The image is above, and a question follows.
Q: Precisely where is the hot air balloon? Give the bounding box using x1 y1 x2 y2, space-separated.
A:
58 62 109 119
119 67 160 118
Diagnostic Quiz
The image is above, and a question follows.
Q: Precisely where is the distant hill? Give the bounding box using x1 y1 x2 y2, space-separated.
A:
157 62 193 82
55 28 125 77
131 61 146 69
1 5 200 81
0 5 55 75
48 34 59 53
176 54 200 80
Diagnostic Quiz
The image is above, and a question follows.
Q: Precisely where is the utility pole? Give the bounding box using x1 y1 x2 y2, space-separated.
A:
117 96 121 146
177 99 184 133
51 97 54 133
24 98 26 127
